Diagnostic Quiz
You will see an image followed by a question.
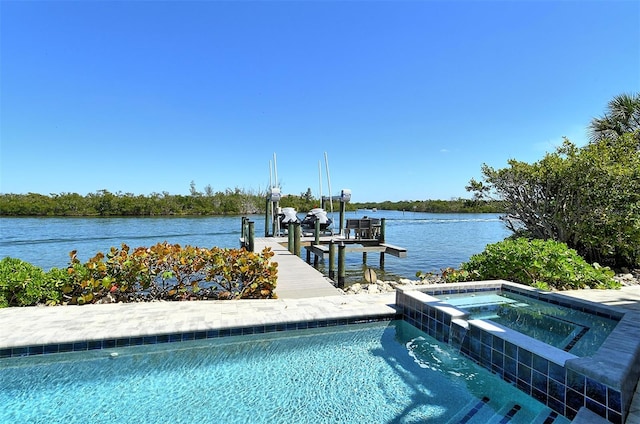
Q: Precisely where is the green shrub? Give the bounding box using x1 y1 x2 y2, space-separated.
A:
454 238 619 290
42 267 70 305
63 242 278 305
0 243 278 308
0 257 67 307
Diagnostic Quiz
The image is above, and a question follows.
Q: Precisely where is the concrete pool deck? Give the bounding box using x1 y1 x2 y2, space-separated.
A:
0 292 398 351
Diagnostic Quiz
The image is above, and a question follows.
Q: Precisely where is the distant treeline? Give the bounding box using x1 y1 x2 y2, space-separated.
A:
0 190 504 216
353 199 504 214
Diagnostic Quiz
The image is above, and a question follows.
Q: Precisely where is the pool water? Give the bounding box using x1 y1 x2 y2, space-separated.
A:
440 291 618 356
0 321 568 424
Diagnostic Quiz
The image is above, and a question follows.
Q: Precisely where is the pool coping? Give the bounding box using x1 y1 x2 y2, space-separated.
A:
0 293 400 357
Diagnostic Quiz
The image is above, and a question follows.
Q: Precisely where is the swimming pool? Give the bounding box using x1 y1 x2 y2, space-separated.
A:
438 291 618 357
0 320 567 424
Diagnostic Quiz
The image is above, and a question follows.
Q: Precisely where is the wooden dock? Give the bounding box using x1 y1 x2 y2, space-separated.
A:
304 240 407 259
243 216 408 293
253 237 342 299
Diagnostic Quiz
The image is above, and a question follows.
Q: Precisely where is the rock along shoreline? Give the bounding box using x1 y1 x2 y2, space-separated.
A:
338 269 640 295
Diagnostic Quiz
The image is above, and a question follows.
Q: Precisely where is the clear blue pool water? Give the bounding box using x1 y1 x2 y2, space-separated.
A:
439 291 619 357
0 321 568 424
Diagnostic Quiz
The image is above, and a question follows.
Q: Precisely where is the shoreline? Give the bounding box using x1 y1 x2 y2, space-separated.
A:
341 270 640 295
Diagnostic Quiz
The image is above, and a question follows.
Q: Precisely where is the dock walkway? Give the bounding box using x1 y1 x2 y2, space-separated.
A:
253 237 341 299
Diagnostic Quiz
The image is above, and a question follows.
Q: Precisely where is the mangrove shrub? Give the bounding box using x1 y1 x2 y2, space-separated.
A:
452 238 619 291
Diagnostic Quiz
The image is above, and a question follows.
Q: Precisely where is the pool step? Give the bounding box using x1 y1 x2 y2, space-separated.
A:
450 401 541 424
448 398 516 424
499 404 522 422
531 408 572 424
448 396 491 423
447 398 567 424
484 403 522 423
470 313 501 320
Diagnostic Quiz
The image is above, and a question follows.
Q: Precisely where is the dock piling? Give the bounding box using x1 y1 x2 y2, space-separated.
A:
338 242 345 288
329 241 335 280
247 221 255 252
288 222 294 253
264 198 270 237
339 200 346 236
294 222 301 257
313 220 320 265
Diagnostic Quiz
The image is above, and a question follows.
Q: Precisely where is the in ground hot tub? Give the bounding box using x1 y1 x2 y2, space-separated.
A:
396 280 640 423
438 290 618 357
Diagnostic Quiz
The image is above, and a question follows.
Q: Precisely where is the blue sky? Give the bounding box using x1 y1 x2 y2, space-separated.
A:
1 0 638 202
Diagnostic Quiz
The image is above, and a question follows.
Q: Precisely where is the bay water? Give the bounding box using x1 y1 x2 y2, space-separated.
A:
0 210 510 283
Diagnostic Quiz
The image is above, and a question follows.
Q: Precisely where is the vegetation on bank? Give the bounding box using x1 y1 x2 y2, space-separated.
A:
0 188 266 217
352 199 503 213
425 238 620 291
0 188 503 217
466 92 639 271
0 244 278 308
417 92 638 290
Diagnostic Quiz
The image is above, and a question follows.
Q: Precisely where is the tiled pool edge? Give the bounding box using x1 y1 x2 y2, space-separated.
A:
396 280 640 424
0 313 401 359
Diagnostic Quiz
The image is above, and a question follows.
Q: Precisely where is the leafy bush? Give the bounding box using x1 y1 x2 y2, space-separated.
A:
450 238 620 290
468 130 640 270
0 243 278 308
62 242 278 305
0 258 67 307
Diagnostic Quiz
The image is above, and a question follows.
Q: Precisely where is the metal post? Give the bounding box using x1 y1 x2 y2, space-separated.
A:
380 251 385 269
363 251 367 263
248 221 255 252
329 240 335 280
338 242 346 288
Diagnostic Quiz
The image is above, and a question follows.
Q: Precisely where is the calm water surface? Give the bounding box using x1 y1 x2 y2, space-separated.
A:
0 210 510 282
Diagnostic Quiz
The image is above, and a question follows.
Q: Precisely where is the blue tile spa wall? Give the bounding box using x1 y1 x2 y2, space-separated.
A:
396 282 639 424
